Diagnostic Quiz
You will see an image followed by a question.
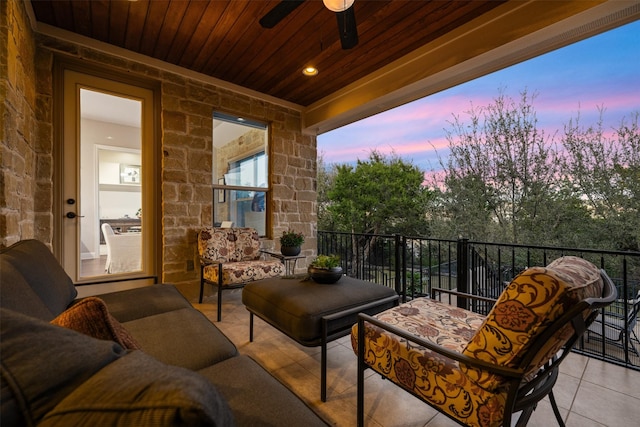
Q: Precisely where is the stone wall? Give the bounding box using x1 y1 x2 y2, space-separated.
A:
158 80 317 283
0 0 52 247
1 0 317 284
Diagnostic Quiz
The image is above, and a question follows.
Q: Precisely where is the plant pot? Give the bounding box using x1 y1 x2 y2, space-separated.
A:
281 246 301 256
308 266 343 284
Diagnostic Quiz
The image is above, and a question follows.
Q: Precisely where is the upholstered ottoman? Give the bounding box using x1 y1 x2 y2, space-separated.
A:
242 275 398 401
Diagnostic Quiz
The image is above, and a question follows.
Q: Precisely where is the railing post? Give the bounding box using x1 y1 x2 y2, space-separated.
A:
402 235 407 302
456 238 469 309
394 234 405 302
316 230 640 370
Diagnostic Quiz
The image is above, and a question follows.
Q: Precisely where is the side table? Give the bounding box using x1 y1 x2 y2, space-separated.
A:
260 250 305 275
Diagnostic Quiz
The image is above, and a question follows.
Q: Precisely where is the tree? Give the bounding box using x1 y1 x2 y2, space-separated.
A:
319 90 639 261
324 151 432 271
430 90 562 244
328 151 430 236
316 153 338 231
561 111 640 251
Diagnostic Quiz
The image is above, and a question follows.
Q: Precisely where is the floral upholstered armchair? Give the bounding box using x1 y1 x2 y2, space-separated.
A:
198 227 283 321
352 256 617 427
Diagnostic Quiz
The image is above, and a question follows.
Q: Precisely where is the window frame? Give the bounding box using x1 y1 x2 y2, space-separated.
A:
212 112 269 236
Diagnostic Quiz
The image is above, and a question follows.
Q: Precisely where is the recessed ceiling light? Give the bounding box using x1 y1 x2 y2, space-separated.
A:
303 66 318 76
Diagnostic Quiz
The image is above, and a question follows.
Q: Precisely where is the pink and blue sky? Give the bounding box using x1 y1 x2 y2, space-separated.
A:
318 20 640 171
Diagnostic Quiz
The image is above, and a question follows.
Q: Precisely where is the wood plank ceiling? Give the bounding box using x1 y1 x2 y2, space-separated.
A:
30 0 505 107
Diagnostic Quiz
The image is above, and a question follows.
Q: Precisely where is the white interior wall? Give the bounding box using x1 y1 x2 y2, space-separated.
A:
80 118 141 259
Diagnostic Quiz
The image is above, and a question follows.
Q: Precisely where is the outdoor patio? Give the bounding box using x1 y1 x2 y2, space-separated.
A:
177 284 640 427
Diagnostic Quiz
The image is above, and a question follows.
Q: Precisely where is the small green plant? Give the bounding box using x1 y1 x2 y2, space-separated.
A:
280 229 305 247
406 271 426 296
310 254 341 269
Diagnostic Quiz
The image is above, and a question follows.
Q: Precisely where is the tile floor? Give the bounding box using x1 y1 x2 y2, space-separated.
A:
181 286 640 427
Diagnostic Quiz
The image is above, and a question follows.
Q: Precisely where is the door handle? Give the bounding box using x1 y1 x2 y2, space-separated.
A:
65 212 85 219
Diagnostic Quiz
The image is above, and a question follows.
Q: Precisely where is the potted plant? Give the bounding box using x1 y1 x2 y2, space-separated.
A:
308 254 343 284
280 229 304 256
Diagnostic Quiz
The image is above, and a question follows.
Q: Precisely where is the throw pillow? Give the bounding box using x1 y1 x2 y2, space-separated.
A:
51 297 141 350
546 255 603 302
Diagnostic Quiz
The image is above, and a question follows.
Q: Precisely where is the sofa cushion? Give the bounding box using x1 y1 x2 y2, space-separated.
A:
198 227 238 262
351 297 485 359
199 355 327 427
462 256 603 390
51 297 141 350
0 240 77 318
0 258 55 320
122 307 238 370
198 227 265 264
96 284 192 323
202 259 284 286
39 351 235 427
0 308 126 426
233 227 261 260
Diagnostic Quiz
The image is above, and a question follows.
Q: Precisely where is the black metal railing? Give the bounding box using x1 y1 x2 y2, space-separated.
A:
318 230 640 371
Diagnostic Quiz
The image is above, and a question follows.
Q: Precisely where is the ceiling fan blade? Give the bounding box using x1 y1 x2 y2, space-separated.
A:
336 6 358 49
259 0 306 29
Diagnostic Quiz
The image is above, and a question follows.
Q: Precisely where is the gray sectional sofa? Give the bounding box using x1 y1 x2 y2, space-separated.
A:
1 239 328 426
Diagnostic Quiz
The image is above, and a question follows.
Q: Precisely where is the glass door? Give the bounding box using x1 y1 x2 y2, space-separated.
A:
60 69 156 283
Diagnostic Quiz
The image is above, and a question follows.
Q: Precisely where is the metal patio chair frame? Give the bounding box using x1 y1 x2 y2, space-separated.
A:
587 290 640 357
356 270 617 427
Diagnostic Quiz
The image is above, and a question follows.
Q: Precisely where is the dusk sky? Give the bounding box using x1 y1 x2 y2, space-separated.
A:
317 20 640 172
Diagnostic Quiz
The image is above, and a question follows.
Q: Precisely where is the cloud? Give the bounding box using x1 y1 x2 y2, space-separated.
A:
318 22 640 169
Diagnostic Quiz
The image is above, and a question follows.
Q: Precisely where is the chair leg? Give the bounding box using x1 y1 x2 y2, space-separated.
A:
630 330 640 357
357 318 365 427
549 391 566 427
631 343 640 357
199 274 204 303
513 403 532 427
217 279 223 322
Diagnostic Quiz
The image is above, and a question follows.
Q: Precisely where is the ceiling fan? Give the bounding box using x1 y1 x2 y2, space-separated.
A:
259 0 358 50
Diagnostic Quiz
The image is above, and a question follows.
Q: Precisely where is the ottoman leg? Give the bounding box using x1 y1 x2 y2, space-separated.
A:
250 312 254 342
321 341 327 402
321 318 328 402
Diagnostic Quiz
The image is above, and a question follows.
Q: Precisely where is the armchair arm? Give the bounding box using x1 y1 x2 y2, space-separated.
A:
199 256 215 266
430 287 498 304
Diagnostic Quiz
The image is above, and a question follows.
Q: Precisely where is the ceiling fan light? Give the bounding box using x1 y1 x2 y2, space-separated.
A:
323 0 355 13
